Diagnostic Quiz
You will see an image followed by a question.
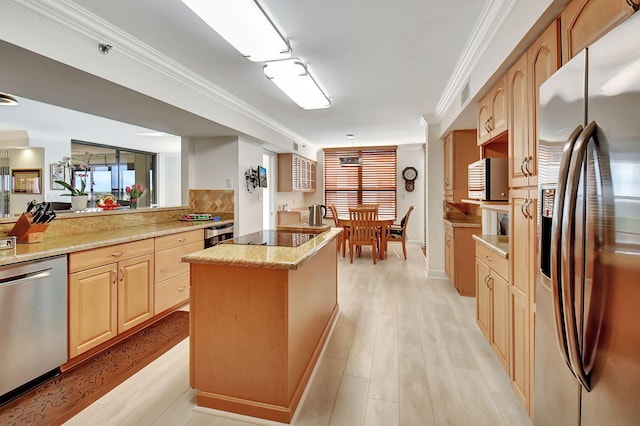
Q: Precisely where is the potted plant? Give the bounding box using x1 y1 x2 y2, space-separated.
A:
54 156 89 211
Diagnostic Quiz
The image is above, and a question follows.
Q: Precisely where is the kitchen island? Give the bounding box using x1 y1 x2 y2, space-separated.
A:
183 228 342 423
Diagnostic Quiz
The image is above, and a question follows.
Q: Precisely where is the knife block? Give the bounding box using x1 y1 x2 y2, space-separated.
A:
8 213 50 243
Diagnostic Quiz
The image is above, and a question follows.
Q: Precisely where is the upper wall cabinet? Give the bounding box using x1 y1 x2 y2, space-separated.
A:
278 153 316 192
560 0 635 64
507 53 529 188
508 20 560 188
444 129 479 203
477 75 508 146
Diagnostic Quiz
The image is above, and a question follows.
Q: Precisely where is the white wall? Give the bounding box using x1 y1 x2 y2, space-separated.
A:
28 137 71 203
425 123 446 278
237 138 265 235
157 152 181 206
396 144 425 247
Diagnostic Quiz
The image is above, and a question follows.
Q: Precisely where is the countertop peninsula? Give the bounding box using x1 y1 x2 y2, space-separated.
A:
0 215 232 267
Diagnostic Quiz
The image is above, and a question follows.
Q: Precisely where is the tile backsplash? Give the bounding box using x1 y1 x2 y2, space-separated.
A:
189 189 234 220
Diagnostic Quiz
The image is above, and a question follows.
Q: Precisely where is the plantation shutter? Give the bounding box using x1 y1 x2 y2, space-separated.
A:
323 146 397 218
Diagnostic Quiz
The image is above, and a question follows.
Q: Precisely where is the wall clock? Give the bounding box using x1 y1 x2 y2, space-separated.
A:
402 166 417 192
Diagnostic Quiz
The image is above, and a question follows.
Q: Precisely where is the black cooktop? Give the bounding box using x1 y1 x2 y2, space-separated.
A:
226 230 316 247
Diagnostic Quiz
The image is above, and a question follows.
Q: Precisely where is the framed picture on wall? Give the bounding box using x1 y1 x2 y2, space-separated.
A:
50 163 69 190
12 169 42 194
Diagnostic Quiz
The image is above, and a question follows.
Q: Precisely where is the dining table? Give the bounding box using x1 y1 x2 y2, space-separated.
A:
336 214 395 260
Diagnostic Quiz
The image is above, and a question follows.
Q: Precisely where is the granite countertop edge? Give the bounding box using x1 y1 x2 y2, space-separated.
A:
0 219 233 267
182 228 343 270
472 234 509 259
443 218 482 228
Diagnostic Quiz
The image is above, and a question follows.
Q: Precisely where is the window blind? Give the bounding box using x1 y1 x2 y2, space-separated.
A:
323 146 397 218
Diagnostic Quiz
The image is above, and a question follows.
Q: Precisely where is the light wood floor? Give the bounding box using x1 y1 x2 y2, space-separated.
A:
64 245 531 426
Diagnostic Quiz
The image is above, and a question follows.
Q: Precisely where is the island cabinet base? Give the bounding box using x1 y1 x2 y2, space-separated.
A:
189 239 338 423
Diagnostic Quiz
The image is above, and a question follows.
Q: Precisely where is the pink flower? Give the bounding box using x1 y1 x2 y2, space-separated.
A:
126 186 131 193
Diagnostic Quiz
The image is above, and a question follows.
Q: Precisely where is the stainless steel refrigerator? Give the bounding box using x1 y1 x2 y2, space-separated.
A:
535 11 640 426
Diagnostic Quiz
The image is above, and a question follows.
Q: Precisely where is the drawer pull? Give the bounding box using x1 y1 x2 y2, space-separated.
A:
485 255 493 262
111 251 124 257
178 286 186 292
178 237 186 243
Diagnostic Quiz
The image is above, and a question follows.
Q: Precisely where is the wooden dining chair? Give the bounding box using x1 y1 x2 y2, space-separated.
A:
385 205 414 259
348 207 379 264
328 204 348 257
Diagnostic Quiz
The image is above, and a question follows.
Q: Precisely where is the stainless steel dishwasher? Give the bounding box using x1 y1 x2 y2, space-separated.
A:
0 255 67 399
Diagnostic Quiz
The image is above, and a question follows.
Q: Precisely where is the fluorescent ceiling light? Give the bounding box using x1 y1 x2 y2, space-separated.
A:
0 93 19 106
181 0 290 62
263 59 331 110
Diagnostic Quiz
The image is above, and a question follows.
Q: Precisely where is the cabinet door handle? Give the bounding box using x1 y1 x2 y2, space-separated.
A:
524 155 533 175
120 267 124 282
484 274 491 288
626 0 639 12
178 286 186 292
113 269 117 285
525 198 533 219
178 237 186 243
520 158 528 176
487 276 493 290
111 251 124 257
487 116 493 131
520 200 528 218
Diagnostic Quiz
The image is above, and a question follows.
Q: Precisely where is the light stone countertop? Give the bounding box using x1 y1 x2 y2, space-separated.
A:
0 219 233 267
183 228 343 270
443 218 482 228
276 223 331 233
472 234 509 259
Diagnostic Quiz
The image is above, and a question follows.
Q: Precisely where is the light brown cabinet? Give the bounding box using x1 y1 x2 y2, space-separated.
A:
277 208 310 226
154 229 203 314
509 188 538 414
69 239 155 358
508 20 560 188
475 242 510 372
560 0 635 65
443 129 478 203
278 153 316 192
444 221 481 296
477 75 508 145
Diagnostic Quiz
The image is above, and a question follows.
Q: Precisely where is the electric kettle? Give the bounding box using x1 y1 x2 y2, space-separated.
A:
308 204 326 226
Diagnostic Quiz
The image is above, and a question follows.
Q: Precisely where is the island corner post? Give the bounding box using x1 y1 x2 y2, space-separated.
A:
187 235 339 423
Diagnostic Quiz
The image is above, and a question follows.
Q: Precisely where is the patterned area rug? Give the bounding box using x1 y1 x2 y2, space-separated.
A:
0 310 189 426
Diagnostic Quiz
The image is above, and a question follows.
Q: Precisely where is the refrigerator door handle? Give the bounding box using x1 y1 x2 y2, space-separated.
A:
561 121 598 391
551 125 584 372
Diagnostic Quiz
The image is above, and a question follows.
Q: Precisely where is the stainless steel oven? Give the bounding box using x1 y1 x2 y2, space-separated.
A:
205 222 234 248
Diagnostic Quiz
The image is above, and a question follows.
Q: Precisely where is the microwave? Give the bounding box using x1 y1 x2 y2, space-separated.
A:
468 158 508 201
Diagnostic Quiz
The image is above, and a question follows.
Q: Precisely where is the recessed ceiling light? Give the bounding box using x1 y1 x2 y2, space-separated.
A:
137 132 169 137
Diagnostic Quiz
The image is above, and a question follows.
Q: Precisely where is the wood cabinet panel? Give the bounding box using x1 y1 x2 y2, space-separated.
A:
561 0 634 64
477 75 508 145
117 254 154 333
508 52 530 188
476 258 491 340
475 243 508 281
69 238 154 273
527 20 560 188
447 225 481 296
69 264 118 358
277 209 310 226
155 241 202 283
155 272 190 314
445 232 454 282
443 129 479 203
510 288 530 410
155 229 203 251
278 153 316 192
492 271 510 371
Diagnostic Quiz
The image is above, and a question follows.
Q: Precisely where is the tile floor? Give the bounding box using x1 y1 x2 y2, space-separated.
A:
64 244 531 426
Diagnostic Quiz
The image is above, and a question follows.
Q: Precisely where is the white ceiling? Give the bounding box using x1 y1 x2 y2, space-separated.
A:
0 0 491 151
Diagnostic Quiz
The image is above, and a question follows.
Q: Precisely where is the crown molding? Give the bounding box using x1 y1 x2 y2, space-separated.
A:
434 0 519 118
12 0 316 149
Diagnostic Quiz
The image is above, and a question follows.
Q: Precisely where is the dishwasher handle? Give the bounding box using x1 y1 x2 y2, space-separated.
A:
0 269 52 288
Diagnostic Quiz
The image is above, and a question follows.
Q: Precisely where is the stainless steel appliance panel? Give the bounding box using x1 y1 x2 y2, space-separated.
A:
535 11 640 426
0 256 67 397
